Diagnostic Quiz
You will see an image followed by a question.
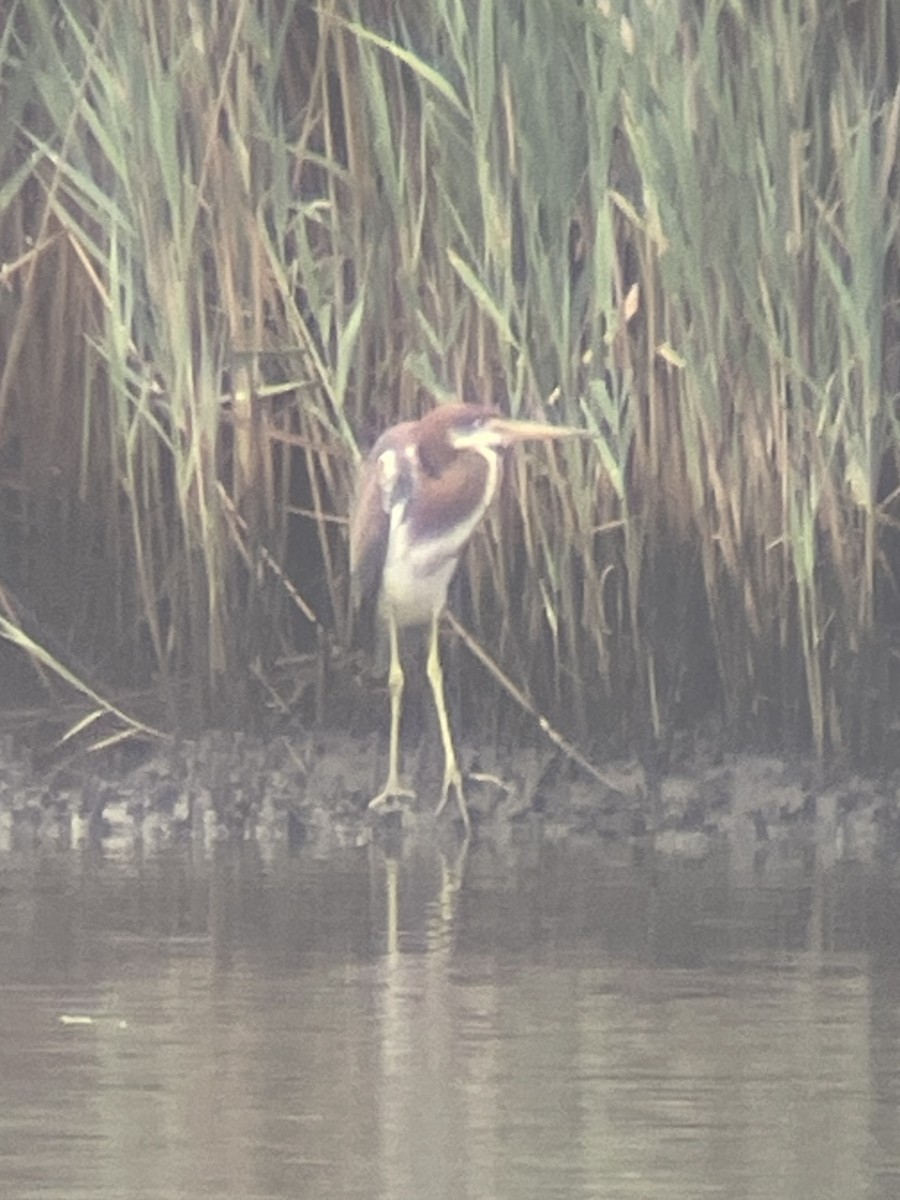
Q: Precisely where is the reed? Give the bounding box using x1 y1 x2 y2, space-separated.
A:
0 0 898 771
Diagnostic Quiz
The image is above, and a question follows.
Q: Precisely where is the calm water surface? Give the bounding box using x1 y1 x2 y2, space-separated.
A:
1 828 900 1199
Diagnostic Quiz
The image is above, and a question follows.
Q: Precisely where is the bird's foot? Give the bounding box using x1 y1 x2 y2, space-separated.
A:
434 764 471 834
368 777 416 813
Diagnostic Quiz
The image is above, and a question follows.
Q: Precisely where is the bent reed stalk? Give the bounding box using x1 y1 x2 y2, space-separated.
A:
0 0 897 770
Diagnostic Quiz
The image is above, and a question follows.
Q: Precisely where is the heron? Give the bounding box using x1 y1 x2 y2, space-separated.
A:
350 402 583 831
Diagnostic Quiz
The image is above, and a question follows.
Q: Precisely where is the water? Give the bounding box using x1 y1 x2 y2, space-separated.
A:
1 832 899 1199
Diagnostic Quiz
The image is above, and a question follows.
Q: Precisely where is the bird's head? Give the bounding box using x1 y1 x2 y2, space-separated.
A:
418 403 583 474
448 406 584 451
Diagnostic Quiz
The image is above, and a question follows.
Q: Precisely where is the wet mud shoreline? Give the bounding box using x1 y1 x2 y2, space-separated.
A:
1 726 898 863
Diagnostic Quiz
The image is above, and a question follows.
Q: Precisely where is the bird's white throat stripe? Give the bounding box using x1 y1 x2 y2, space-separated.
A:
376 443 416 514
380 445 501 626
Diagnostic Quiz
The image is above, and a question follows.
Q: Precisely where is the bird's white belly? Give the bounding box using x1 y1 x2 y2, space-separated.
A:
381 541 461 626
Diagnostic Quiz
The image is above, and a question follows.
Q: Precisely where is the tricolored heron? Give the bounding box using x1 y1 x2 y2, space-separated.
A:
350 402 583 831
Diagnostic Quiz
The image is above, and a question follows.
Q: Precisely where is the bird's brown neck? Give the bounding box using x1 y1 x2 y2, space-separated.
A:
417 429 456 478
409 444 498 543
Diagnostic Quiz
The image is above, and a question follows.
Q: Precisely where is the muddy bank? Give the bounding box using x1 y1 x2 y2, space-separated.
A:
2 727 900 863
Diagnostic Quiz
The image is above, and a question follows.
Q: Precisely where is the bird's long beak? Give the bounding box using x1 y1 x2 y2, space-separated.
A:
485 416 587 446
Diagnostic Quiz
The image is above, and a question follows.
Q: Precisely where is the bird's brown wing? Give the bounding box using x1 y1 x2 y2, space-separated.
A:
349 421 417 606
349 453 389 606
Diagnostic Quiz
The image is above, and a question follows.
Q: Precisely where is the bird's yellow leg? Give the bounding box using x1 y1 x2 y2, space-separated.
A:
427 615 471 832
369 611 415 810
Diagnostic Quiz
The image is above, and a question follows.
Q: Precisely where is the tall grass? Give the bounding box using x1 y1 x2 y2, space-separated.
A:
0 0 898 770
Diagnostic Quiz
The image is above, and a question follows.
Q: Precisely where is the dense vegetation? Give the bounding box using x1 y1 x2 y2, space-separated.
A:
0 0 898 771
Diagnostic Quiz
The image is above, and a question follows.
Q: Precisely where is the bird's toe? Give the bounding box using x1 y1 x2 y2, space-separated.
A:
368 781 416 812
